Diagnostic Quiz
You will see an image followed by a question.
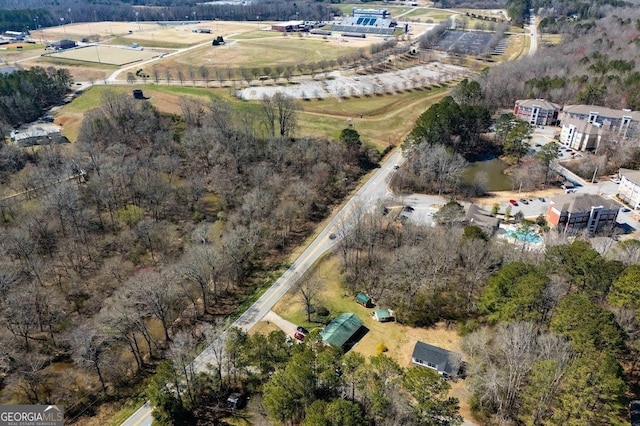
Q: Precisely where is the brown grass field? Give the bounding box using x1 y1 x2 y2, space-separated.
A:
46 45 156 65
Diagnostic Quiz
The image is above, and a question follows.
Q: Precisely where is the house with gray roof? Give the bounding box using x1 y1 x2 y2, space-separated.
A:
10 123 64 147
514 99 560 125
411 341 462 378
618 168 640 210
547 193 619 234
465 204 500 234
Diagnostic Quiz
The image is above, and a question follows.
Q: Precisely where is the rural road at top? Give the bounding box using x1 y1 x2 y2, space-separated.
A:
528 10 538 56
122 149 406 426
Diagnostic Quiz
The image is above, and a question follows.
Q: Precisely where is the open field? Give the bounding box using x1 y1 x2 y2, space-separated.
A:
154 35 370 71
54 80 447 148
46 45 156 65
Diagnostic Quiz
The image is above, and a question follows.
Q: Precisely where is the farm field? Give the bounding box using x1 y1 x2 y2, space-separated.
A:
154 35 370 71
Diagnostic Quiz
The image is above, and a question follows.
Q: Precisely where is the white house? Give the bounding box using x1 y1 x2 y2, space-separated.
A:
618 168 640 210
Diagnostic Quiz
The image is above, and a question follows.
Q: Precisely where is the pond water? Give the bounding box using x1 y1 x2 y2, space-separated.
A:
463 158 512 191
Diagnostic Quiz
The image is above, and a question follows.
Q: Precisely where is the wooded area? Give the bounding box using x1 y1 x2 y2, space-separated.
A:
0 92 373 420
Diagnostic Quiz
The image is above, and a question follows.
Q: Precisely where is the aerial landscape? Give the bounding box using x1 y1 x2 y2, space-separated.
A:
1 0 640 425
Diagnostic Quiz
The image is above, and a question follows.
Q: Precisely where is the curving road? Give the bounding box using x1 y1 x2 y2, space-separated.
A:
121 149 406 426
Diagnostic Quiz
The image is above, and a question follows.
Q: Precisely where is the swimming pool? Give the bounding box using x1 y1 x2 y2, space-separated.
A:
507 229 542 243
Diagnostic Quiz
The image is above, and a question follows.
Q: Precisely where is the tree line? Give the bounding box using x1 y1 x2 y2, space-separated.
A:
1 0 340 32
0 67 72 128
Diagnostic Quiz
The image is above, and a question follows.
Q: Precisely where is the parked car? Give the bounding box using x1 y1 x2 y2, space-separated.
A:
621 207 631 213
509 199 518 206
611 177 621 184
538 197 545 202
403 205 415 212
519 199 529 205
294 326 309 341
296 326 309 335
393 164 400 170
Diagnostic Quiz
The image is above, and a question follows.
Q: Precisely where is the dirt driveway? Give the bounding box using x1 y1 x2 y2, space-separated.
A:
262 310 298 337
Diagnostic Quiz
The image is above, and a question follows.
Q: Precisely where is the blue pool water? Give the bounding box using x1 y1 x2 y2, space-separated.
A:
508 230 542 243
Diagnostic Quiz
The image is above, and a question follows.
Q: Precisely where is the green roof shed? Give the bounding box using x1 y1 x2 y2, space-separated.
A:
355 293 372 307
320 313 363 348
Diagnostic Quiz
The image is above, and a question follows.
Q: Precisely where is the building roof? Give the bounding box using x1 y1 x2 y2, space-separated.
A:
412 341 462 376
271 20 304 27
373 308 391 320
561 117 602 135
0 66 18 75
10 123 61 142
355 293 371 304
515 99 560 111
320 313 363 347
563 104 640 121
465 204 500 229
549 193 618 212
619 168 640 184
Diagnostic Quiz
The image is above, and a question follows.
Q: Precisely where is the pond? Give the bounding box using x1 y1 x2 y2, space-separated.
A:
463 158 512 192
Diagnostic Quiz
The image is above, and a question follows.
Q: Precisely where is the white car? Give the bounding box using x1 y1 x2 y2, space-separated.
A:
610 177 621 184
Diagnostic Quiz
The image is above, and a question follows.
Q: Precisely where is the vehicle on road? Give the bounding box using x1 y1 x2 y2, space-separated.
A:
621 207 631 213
611 177 621 184
509 199 518 206
538 197 545 202
329 233 337 240
519 199 529 205
393 164 400 170
404 205 414 212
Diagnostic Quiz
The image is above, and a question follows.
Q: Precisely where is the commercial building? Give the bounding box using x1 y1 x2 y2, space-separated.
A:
618 168 640 210
271 21 304 32
332 8 400 36
513 99 560 125
547 193 619 234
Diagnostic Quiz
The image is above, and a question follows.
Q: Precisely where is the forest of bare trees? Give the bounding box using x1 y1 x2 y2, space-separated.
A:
0 92 372 420
478 6 640 110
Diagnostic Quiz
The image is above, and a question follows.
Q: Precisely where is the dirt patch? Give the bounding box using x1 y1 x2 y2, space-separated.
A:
473 187 565 206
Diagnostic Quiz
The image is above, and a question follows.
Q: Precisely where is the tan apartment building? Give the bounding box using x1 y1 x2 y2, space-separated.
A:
618 168 640 210
514 99 560 125
560 105 640 150
547 193 619 234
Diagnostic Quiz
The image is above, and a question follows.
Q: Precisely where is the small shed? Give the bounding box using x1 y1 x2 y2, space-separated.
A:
355 293 372 308
320 313 363 348
411 341 462 379
372 308 393 322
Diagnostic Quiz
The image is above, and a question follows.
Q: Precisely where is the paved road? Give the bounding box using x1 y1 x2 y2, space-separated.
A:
121 149 405 426
528 10 538 56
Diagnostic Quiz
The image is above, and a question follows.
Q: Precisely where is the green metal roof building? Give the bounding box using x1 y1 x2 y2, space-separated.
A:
320 313 363 348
